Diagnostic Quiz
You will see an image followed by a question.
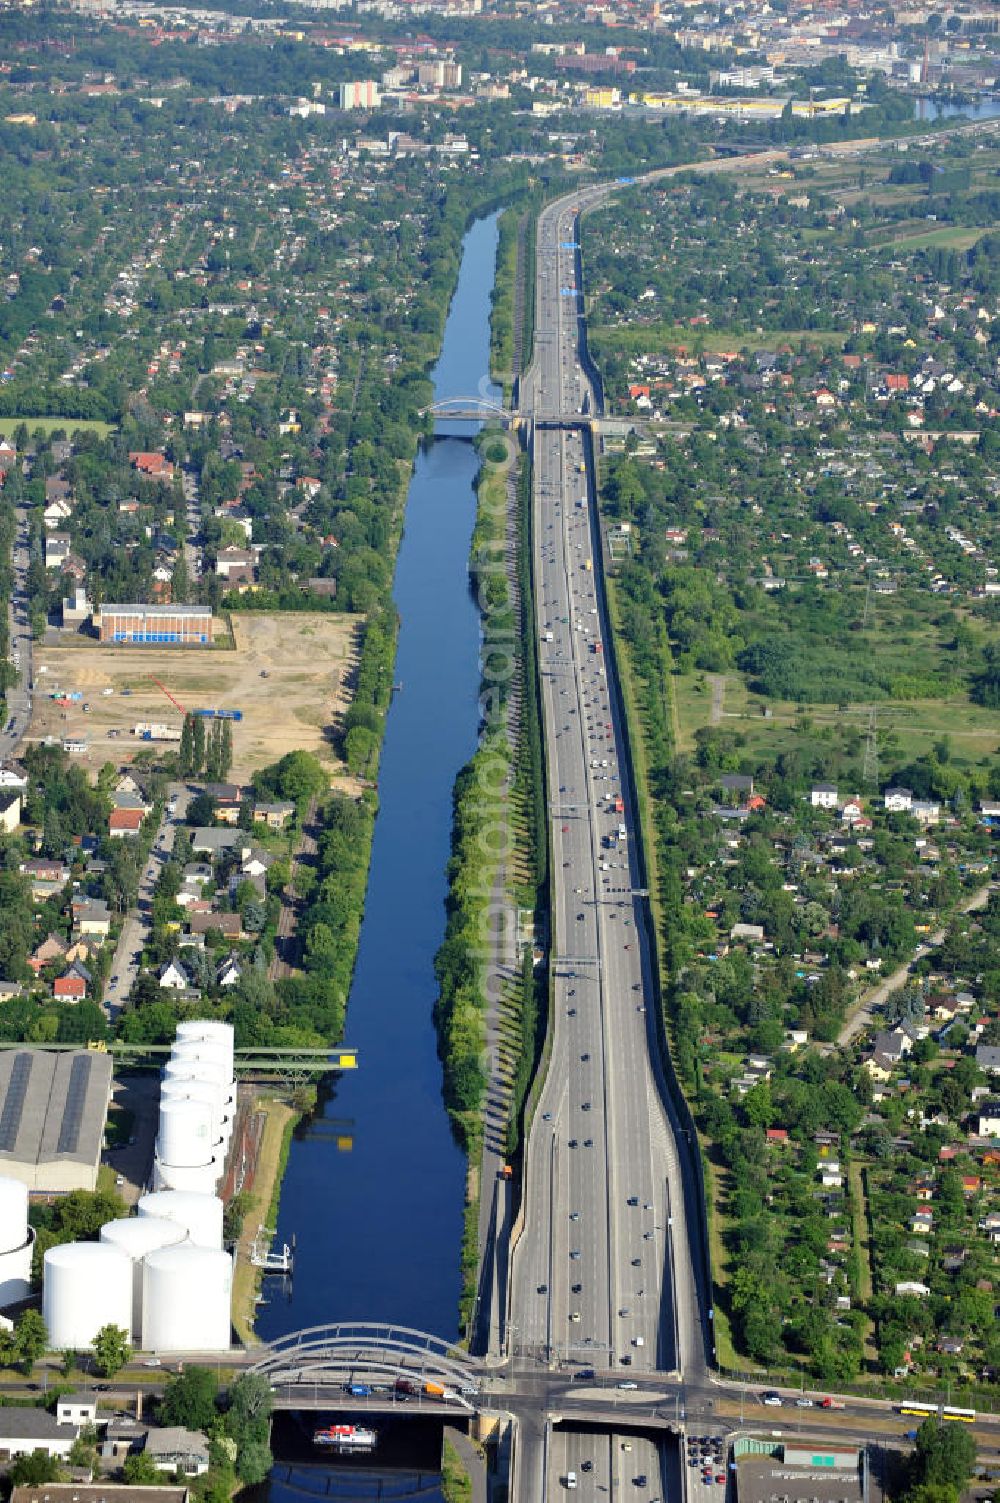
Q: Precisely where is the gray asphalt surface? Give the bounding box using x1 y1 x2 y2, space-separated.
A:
509 182 704 1502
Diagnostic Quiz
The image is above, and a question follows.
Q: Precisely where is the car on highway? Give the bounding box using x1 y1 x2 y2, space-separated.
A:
618 1381 638 1390
795 1398 814 1408
761 1391 782 1406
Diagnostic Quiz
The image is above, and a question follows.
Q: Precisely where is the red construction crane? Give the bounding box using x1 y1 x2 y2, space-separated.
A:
150 678 187 715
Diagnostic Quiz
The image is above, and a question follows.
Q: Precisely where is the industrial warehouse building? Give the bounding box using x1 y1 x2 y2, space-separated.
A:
96 603 213 646
0 1048 113 1191
734 1438 866 1503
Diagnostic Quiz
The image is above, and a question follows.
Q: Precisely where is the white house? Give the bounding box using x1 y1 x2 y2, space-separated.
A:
158 959 191 991
894 1280 930 1297
811 783 838 809
977 1102 1000 1137
217 955 242 988
911 800 940 826
884 786 913 812
0 763 28 790
0 1407 79 1460
56 1393 98 1427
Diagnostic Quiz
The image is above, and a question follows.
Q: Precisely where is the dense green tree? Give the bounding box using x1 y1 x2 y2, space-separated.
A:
158 1366 219 1431
92 1323 132 1378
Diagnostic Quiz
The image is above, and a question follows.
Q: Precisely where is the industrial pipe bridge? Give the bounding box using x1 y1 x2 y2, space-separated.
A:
248 1322 482 1411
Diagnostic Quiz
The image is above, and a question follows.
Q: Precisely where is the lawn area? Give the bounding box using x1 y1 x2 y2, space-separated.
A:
867 223 990 253
677 664 1000 768
703 1149 742 1370
0 416 115 437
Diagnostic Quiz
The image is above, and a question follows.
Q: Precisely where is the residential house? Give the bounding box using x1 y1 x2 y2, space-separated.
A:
188 911 242 941
975 1044 1000 1076
72 897 112 939
0 791 20 834
254 801 295 830
45 532 72 570
884 786 913 812
0 1407 79 1460
977 1101 1000 1137
53 971 86 1001
28 933 69 974
190 829 242 855
109 807 144 838
144 1427 210 1476
158 959 191 991
811 783 838 808
98 1418 148 1462
19 858 69 900
216 955 242 988
55 1393 98 1427
129 451 175 483
0 762 28 790
214 547 255 582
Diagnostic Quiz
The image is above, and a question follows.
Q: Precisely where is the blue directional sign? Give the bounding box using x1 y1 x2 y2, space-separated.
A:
617 176 635 185
560 241 581 250
560 287 576 296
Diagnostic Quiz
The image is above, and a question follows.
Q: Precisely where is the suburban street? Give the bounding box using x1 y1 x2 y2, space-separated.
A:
104 783 190 1021
0 500 34 761
509 179 710 1501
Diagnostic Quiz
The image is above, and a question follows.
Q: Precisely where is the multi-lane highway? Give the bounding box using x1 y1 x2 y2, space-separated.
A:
508 180 709 1499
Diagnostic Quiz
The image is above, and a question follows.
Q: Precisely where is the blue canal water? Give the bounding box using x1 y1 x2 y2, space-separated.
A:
915 95 1000 121
259 212 501 1497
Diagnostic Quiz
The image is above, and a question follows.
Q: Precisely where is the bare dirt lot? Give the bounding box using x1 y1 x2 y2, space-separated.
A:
31 613 363 784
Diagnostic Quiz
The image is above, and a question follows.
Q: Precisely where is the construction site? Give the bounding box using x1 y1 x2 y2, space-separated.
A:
30 613 363 783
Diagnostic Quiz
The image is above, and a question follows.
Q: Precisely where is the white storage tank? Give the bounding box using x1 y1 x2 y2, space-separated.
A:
164 1053 235 1109
0 1174 33 1307
142 1244 232 1353
170 1039 230 1073
157 1098 214 1168
176 1020 234 1071
160 1079 232 1140
138 1190 224 1249
0 1175 28 1254
43 1242 133 1349
100 1216 186 1338
152 1157 222 1195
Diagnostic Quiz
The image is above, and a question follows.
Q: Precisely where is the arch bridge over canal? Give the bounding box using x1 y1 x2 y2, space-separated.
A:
249 1322 482 1414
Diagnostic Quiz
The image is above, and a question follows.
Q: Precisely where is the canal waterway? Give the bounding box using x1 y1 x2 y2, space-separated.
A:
258 211 502 1498
915 95 1000 121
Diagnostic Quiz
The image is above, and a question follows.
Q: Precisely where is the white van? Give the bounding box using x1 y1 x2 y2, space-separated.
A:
632 1335 645 1347
566 1472 578 1490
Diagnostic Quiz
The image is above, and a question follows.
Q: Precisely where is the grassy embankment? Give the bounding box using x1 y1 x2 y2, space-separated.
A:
600 567 747 1365
441 1437 474 1503
435 200 548 1337
231 1097 297 1344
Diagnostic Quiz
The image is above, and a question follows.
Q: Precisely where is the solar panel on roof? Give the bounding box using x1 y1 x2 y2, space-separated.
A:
57 1054 91 1154
0 1052 33 1152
